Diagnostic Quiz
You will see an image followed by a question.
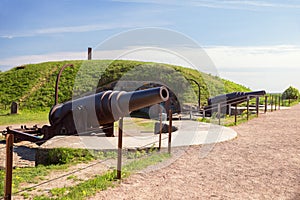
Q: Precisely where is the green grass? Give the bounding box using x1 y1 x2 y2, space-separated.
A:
21 192 30 199
223 114 257 127
114 118 156 133
133 118 156 129
0 109 49 126
39 148 119 166
0 171 4 197
33 152 170 200
289 101 299 107
66 175 81 182
0 164 69 197
0 148 151 198
45 148 95 165
0 148 119 197
0 60 250 111
35 171 116 200
198 111 258 127
123 151 170 172
281 99 299 107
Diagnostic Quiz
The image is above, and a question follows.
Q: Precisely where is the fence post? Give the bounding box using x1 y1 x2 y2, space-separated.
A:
218 103 221 125
168 110 172 154
5 133 14 200
271 96 273 112
264 96 268 113
234 104 237 125
247 97 249 120
117 117 123 180
275 96 277 111
256 97 259 117
158 108 162 151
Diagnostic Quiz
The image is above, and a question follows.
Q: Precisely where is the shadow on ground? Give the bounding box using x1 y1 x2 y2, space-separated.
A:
14 145 36 162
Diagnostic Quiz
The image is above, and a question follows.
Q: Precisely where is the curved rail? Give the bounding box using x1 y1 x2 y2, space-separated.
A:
54 64 74 106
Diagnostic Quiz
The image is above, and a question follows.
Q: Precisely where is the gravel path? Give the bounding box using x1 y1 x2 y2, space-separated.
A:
91 104 300 200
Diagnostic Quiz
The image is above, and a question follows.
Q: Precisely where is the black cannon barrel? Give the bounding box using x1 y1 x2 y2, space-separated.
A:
49 86 169 127
208 90 266 105
95 86 169 125
244 90 266 96
204 90 266 117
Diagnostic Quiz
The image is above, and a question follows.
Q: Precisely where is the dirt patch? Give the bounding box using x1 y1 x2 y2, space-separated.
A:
0 141 37 169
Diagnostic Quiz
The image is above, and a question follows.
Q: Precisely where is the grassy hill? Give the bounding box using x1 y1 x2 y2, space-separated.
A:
0 60 250 111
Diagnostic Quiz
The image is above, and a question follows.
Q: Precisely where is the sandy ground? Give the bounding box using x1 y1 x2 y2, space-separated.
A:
0 141 37 169
90 104 300 200
0 122 46 169
1 105 299 199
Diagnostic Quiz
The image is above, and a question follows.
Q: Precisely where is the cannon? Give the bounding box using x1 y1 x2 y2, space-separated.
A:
204 90 266 116
4 64 169 144
46 86 169 138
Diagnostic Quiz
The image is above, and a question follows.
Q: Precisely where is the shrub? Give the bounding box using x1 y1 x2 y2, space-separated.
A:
282 86 299 100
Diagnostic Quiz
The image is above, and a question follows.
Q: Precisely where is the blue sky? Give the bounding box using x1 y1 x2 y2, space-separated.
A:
1 0 300 92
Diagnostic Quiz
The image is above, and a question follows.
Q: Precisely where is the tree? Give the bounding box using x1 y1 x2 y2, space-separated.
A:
282 86 299 100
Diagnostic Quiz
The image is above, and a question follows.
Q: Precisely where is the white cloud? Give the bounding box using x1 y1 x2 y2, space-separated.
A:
2 44 300 92
203 45 300 92
205 45 300 69
0 47 196 71
0 51 86 69
0 21 171 39
36 23 156 35
3 44 300 70
0 23 132 39
222 0 300 8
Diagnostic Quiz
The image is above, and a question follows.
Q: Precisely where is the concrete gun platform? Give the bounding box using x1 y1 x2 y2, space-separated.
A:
40 120 237 150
